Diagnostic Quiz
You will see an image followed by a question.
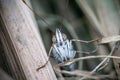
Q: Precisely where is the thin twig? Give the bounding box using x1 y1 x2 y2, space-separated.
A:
53 42 120 80
54 68 111 79
36 47 53 71
55 69 99 79
55 55 120 68
80 42 120 80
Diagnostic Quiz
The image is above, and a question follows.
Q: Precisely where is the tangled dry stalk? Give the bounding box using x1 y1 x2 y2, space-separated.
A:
54 36 120 79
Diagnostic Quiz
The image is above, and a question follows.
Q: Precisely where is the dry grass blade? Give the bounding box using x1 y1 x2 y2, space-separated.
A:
55 55 120 67
55 69 110 79
55 69 99 79
99 35 120 44
54 42 120 79
80 42 120 80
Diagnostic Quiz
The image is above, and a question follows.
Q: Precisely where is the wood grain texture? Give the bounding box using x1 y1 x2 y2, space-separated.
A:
0 0 57 80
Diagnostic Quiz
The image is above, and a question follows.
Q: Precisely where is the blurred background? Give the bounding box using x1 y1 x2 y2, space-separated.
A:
28 0 120 79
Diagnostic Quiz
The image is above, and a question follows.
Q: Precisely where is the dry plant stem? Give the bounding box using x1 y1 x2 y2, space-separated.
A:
71 38 100 54
0 0 57 79
80 42 120 80
53 43 120 79
36 36 120 70
36 46 53 71
55 69 110 79
36 57 50 71
100 36 120 44
70 38 100 44
55 69 99 79
37 38 100 70
54 42 120 72
76 44 99 54
71 35 120 44
55 55 120 68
